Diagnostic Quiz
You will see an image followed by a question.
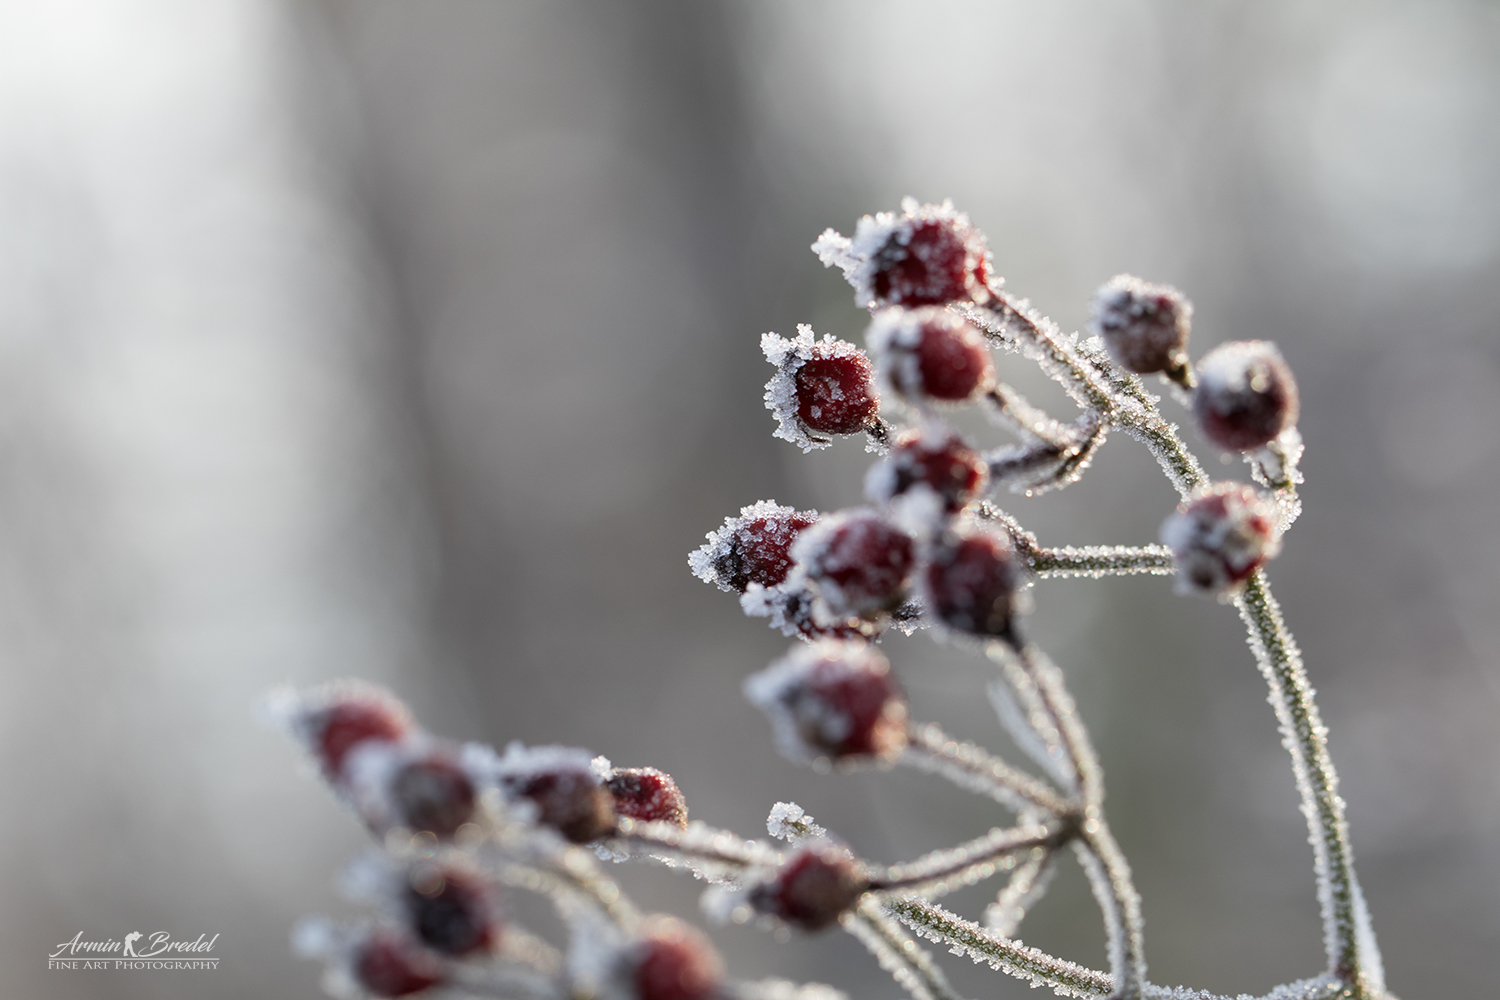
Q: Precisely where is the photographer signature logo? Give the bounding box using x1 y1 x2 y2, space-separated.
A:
49 931 220 970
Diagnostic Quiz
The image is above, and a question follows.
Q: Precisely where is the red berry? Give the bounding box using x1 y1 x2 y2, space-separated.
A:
403 865 498 957
749 843 869 932
744 640 909 764
1091 274 1192 376
856 202 992 308
923 528 1024 638
307 688 413 781
867 307 993 402
689 501 819 594
630 917 724 1000
353 929 446 998
1160 482 1281 596
499 750 617 843
390 752 477 838
605 767 689 828
1193 341 1299 452
790 510 916 621
763 327 881 451
866 426 987 515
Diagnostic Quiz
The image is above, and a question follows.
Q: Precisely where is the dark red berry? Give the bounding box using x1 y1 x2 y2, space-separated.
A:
1160 482 1281 596
309 691 413 780
690 502 819 594
353 929 446 998
867 427 987 514
744 640 909 763
403 865 498 957
924 529 1024 638
391 752 476 838
606 767 689 828
507 766 616 843
749 844 869 932
1193 341 1299 452
864 204 992 308
868 308 992 402
1091 274 1192 376
631 917 724 1000
791 510 916 620
793 355 880 435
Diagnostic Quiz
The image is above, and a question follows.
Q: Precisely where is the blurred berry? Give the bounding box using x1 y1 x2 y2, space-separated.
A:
790 509 916 621
867 307 993 402
689 501 819 594
749 843 870 932
606 767 689 828
499 750 617 843
301 686 414 782
1091 274 1191 377
866 426 987 515
390 751 476 839
403 865 498 957
630 916 724 1000
744 640 909 764
1193 341 1299 451
352 929 446 998
924 527 1024 639
1160 482 1282 596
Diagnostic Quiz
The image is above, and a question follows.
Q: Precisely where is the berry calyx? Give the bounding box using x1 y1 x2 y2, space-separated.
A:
390 751 477 839
689 501 819 594
606 767 689 828
743 640 909 765
1193 341 1300 452
630 916 725 1000
748 843 870 932
1160 482 1282 596
789 509 916 622
867 307 993 402
762 327 880 452
497 747 616 843
923 527 1025 639
403 864 498 957
352 929 446 998
1091 274 1192 378
866 426 987 516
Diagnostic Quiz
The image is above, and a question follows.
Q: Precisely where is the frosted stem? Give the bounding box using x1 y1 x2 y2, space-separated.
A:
868 822 1063 895
1235 572 1385 999
846 898 968 1000
1029 545 1176 579
901 722 1074 815
985 847 1056 937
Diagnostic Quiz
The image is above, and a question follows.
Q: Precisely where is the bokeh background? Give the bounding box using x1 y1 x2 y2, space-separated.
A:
3 2 1499 997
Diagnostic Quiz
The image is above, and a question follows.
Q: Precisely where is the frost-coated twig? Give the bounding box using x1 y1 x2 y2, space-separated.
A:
846 898 967 1000
607 817 780 881
868 821 1063 895
1235 572 1385 999
1029 545 1176 580
901 722 1074 816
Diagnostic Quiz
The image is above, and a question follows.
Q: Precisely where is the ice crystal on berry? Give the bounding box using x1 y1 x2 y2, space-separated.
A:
762 327 880 451
786 509 916 624
815 198 993 309
689 501 820 594
1160 482 1282 596
1090 274 1192 378
866 306 993 403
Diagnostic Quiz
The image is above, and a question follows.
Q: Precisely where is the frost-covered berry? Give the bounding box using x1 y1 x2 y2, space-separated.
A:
1160 482 1282 596
866 307 993 402
743 640 909 765
923 527 1025 639
689 501 819 594
866 426 987 516
606 767 689 828
1193 341 1299 452
497 745 616 843
743 583 878 642
748 843 870 932
763 326 880 451
815 199 993 309
403 864 499 957
390 751 477 839
1091 274 1192 377
628 916 725 1000
277 683 415 782
789 509 916 622
352 929 447 998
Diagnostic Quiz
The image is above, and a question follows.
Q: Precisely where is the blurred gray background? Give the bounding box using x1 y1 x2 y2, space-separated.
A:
2 1 1498 997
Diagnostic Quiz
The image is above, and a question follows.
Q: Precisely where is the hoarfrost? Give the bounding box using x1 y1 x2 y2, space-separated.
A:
762 326 875 452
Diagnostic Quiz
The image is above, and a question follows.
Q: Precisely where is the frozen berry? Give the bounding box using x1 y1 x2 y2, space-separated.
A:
1160 482 1281 596
390 752 477 838
866 426 987 515
762 327 880 451
689 501 819 594
498 747 616 843
924 528 1024 639
606 767 688 828
630 916 724 1000
297 685 414 781
749 843 869 932
403 865 498 957
1193 341 1299 452
744 583 879 642
867 307 993 402
1091 274 1192 377
353 929 446 998
743 640 909 764
789 509 916 621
